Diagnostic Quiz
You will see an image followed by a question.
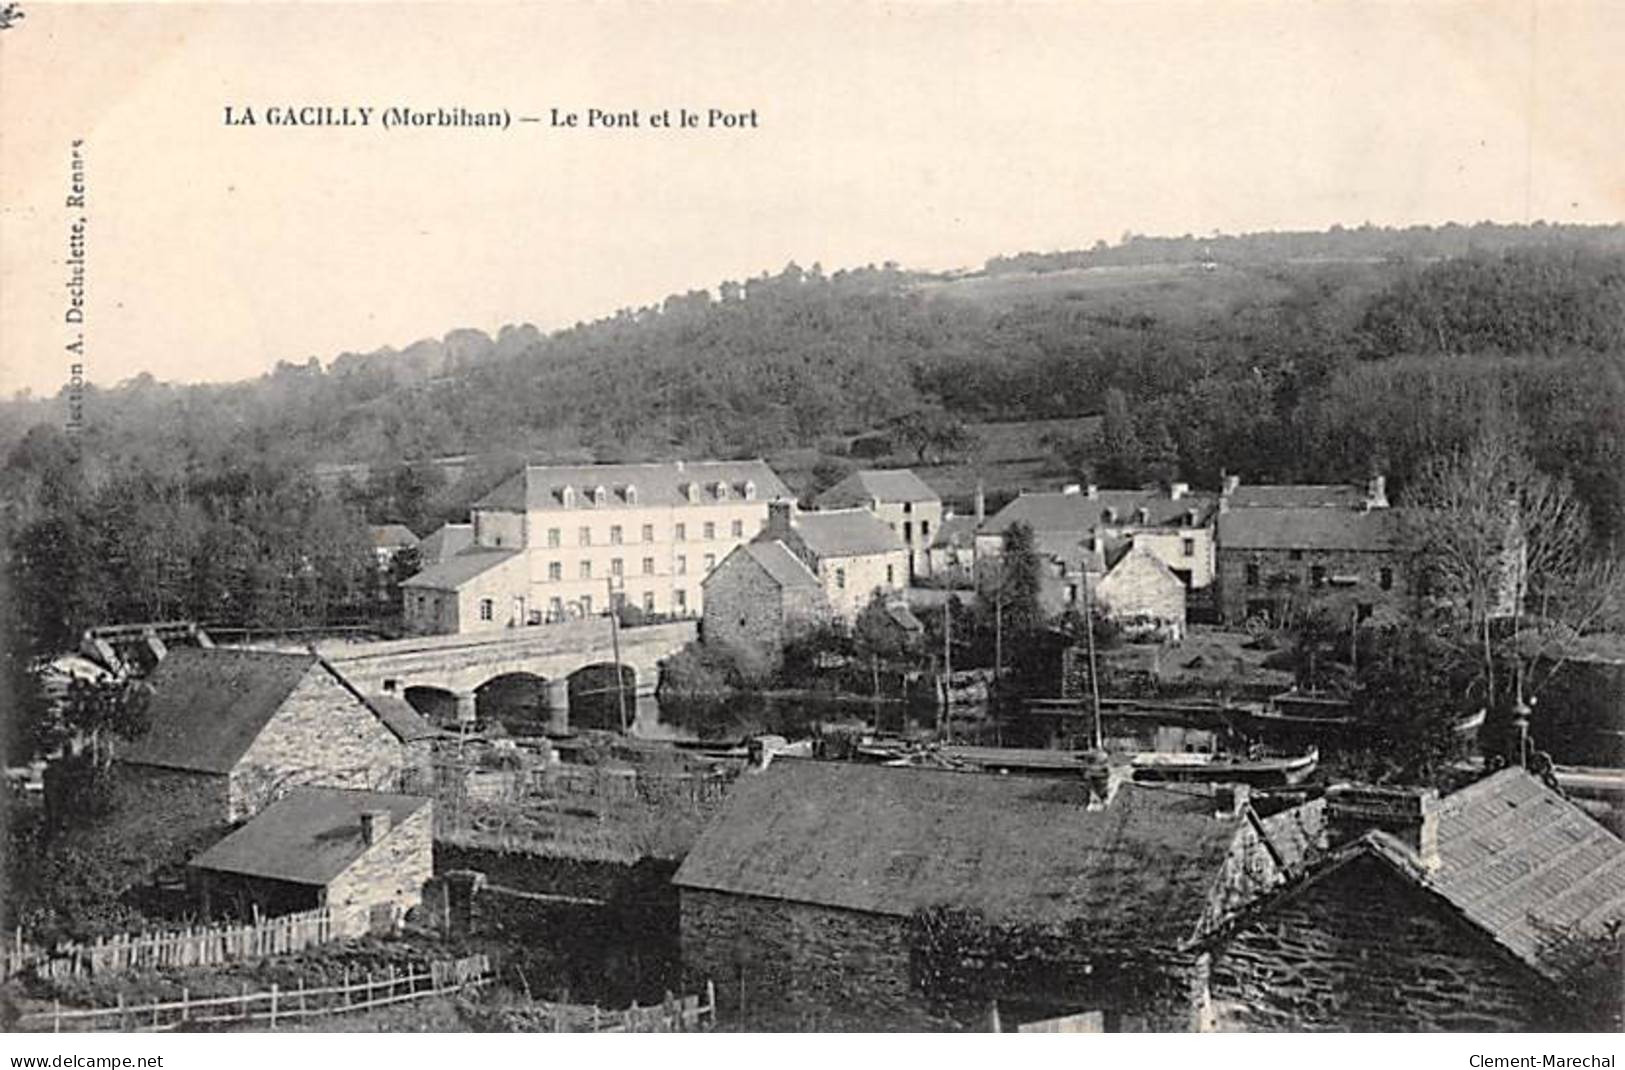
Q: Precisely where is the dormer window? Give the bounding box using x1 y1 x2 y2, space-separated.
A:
593 485 608 507
743 480 757 501
1103 507 1118 524
624 484 638 505
713 480 729 501
683 482 699 503
560 486 576 508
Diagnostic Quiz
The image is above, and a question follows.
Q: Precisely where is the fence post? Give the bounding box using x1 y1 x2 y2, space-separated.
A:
269 983 278 1030
53 999 61 1033
117 992 126 1031
181 987 189 1024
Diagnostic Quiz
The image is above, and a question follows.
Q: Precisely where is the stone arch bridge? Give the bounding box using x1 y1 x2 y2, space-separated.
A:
318 618 697 728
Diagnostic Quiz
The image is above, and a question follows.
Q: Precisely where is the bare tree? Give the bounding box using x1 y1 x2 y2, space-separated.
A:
1403 430 1589 714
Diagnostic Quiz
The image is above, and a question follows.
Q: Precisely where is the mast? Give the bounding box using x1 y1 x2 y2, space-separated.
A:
607 578 628 734
1080 567 1104 752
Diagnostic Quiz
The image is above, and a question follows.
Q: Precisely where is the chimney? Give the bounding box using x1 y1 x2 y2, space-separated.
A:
766 498 796 538
1324 785 1440 871
1223 473 1241 496
675 459 685 472
1063 483 1083 496
1170 482 1189 501
360 809 391 847
1214 783 1251 817
1366 474 1388 509
1085 484 1099 500
974 482 986 523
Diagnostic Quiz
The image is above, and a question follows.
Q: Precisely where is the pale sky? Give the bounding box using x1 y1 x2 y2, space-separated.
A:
1 1 1622 396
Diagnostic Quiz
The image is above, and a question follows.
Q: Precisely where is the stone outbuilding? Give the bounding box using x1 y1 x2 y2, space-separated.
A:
116 648 419 843
674 761 1298 1031
759 500 908 621
701 541 833 666
814 469 943 579
190 787 433 934
1207 769 1625 1031
1095 544 1188 641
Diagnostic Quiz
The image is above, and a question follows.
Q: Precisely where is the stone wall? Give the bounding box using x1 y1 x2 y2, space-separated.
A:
229 667 406 821
1097 549 1186 632
1209 853 1561 1031
1216 547 1409 626
703 554 789 662
680 889 947 1031
110 764 234 864
817 549 909 621
324 802 435 933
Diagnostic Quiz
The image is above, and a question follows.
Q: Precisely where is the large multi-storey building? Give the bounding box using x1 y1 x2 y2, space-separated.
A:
402 460 791 634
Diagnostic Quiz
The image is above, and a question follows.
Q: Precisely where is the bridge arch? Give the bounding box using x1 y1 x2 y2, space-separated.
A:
567 663 637 732
474 671 559 737
403 684 459 726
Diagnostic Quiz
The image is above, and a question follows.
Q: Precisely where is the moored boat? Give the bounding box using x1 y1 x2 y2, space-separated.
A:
1130 746 1319 786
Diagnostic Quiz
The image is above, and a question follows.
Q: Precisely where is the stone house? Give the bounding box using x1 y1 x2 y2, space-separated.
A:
370 524 421 603
926 513 979 585
975 484 1222 608
1214 482 1407 627
402 461 792 634
1207 770 1625 1031
759 500 908 622
190 787 433 934
814 469 943 580
701 541 833 666
1094 544 1187 640
116 648 418 843
674 761 1300 1031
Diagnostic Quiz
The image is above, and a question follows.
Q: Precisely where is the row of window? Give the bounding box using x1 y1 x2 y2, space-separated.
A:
543 519 751 548
1243 563 1395 590
471 588 691 623
545 553 718 581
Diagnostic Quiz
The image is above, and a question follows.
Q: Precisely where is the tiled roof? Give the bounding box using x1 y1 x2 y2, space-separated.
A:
720 540 822 590
981 489 1216 536
120 649 320 774
1217 507 1401 552
417 523 473 565
931 514 978 549
401 548 522 591
1223 484 1374 510
791 509 904 559
369 524 421 549
674 762 1247 948
816 469 940 508
189 788 429 886
1429 769 1625 984
473 461 790 512
366 693 442 742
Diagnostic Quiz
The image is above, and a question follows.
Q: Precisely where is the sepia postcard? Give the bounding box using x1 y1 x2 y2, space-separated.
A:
1 0 1622 1056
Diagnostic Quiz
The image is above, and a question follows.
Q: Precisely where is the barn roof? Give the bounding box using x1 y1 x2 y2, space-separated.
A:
788 509 904 559
981 489 1216 537
400 547 522 591
119 649 321 775
417 523 474 565
1221 484 1375 510
674 762 1247 948
1217 506 1401 552
705 540 822 591
815 469 941 508
474 461 790 512
189 788 430 887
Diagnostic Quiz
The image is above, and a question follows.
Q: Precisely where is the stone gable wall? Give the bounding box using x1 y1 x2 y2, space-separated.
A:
229 668 405 821
1209 853 1558 1031
1097 552 1187 630
324 802 435 934
1216 547 1408 626
702 556 788 662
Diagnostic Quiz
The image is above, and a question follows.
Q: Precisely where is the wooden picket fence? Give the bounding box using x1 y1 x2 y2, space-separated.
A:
6 906 356 983
469 980 716 1033
13 953 493 1032
538 764 733 807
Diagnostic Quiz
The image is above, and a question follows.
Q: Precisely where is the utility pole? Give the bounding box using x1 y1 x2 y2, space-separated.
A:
607 578 628 734
941 596 952 742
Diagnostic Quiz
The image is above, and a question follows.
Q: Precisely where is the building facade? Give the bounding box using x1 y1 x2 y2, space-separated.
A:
401 461 792 635
814 469 943 579
760 501 908 621
701 541 833 665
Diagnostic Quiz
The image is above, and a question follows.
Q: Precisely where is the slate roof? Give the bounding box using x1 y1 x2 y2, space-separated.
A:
1217 506 1401 552
400 547 522 591
706 541 821 591
120 649 321 774
189 788 430 886
931 514 978 549
1222 484 1375 510
366 693 442 742
674 762 1248 948
981 489 1216 537
474 461 790 512
815 469 940 508
1428 769 1625 984
417 523 474 565
369 524 420 550
789 509 904 559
